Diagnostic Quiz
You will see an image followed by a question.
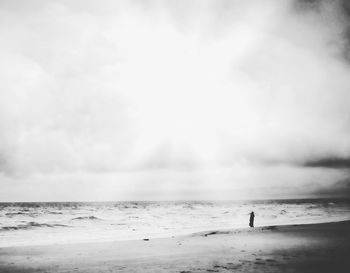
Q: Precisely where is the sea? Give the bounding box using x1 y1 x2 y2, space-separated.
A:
1 198 350 247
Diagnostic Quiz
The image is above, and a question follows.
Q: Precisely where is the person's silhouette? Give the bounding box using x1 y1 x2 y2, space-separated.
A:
249 211 255 227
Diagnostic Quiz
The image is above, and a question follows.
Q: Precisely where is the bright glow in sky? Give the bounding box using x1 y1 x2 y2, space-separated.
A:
1 0 350 201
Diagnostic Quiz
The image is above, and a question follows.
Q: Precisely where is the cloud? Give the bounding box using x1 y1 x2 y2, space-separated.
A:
303 157 350 168
311 174 350 197
1 0 350 200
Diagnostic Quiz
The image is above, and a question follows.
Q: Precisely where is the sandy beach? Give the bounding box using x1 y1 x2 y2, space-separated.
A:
0 220 349 273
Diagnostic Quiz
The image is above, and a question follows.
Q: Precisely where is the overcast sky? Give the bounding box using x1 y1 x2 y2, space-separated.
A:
1 0 350 201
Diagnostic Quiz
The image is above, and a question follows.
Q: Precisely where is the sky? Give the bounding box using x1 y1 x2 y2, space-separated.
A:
1 0 350 201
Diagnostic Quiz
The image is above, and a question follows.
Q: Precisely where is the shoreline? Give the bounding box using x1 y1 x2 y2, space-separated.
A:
1 216 350 249
1 220 349 272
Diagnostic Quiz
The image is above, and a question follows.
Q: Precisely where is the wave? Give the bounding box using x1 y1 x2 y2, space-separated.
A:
5 212 27 216
5 211 63 216
5 212 38 217
71 216 101 221
1 222 68 231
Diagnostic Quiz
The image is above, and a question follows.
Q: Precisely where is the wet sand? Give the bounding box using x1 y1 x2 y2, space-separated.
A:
0 221 349 273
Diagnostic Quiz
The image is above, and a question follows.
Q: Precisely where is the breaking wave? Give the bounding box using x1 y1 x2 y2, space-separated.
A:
0 222 68 231
71 216 101 221
5 212 38 217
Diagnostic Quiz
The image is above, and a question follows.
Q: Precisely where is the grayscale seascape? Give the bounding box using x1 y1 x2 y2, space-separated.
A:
1 0 350 272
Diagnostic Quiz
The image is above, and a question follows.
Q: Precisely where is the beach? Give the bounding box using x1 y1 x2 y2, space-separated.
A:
0 220 349 273
2 199 350 248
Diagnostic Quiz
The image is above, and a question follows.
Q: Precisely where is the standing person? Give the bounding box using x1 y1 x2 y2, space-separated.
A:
249 211 255 227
